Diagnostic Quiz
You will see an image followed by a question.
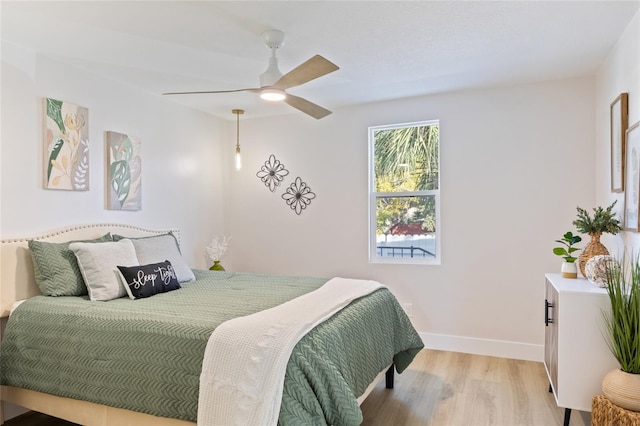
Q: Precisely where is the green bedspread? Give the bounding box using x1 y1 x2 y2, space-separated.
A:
1 270 423 425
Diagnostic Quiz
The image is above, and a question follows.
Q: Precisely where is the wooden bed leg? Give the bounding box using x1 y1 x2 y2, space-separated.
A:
385 365 394 389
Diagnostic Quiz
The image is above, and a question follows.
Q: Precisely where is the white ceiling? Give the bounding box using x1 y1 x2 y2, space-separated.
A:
2 1 639 121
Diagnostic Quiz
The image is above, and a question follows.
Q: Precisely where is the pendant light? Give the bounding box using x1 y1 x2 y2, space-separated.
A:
232 109 244 170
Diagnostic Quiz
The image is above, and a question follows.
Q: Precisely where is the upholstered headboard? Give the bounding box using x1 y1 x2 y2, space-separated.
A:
0 224 179 317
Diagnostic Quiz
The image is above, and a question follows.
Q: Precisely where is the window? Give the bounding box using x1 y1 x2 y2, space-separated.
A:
368 120 440 264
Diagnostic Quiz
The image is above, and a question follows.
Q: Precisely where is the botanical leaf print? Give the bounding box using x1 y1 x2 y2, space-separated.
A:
119 137 133 161
43 98 89 190
46 98 65 132
47 139 64 181
106 131 141 210
110 160 131 207
73 144 89 190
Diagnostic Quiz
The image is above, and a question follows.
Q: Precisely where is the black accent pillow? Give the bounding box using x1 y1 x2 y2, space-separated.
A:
117 260 181 300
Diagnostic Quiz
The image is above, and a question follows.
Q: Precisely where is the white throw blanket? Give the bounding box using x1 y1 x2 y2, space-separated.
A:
197 277 384 426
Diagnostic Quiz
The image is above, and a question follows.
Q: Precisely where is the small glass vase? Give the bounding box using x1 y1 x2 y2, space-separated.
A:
209 261 225 271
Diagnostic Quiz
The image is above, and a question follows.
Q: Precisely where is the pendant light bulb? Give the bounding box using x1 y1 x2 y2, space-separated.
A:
232 109 244 171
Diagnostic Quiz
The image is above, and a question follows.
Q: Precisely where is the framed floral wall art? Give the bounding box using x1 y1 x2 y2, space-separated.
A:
43 98 89 190
611 93 628 192
625 121 640 231
106 131 142 211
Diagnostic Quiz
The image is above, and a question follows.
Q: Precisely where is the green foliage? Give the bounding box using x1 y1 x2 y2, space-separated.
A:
552 231 582 262
375 194 434 236
109 137 135 208
45 98 66 183
374 124 439 235
604 256 640 374
46 139 64 182
116 137 134 162
573 201 622 235
110 160 131 208
374 125 439 191
46 98 65 133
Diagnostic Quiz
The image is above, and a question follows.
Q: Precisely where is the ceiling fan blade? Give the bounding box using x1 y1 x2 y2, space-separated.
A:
284 93 332 119
274 55 339 90
163 88 260 95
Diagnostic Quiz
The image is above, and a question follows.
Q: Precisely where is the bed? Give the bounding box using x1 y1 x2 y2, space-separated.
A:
0 224 423 425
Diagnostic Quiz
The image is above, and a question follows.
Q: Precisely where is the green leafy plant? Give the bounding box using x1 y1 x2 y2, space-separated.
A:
604 256 640 374
553 231 582 262
45 98 65 182
573 200 622 235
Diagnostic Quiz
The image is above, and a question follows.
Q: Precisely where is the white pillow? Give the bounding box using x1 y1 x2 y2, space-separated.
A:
128 234 195 283
70 239 139 301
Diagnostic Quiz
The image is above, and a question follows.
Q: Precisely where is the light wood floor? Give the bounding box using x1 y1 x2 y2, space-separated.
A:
4 349 591 426
361 349 591 426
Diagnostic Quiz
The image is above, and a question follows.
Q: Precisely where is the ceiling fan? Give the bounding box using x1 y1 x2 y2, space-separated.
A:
163 30 339 119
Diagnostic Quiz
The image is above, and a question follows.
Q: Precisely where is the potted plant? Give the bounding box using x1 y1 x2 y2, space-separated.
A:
553 231 582 278
602 257 640 411
573 200 622 277
205 235 231 271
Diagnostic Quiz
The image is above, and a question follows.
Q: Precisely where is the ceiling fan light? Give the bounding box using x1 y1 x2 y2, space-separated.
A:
260 89 286 101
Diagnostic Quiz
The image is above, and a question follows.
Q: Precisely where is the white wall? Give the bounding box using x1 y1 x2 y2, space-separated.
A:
595 10 640 255
5 15 631 362
223 76 596 361
0 41 226 269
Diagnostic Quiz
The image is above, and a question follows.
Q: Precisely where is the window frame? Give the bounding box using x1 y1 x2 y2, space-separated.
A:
368 120 441 265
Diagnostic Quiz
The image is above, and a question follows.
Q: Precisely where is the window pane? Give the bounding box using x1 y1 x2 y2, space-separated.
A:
373 124 439 192
375 195 436 259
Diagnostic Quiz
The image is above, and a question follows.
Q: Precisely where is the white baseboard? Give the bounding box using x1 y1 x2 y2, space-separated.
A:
419 332 544 362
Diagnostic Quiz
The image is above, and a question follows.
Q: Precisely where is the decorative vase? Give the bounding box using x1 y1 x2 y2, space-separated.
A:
602 368 640 412
561 261 578 279
585 255 617 287
579 233 609 278
209 261 225 271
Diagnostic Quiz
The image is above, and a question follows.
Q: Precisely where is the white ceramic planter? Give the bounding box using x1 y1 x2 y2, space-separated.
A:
561 261 578 279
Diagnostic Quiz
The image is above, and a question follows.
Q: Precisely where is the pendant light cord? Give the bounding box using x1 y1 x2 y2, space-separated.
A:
232 109 244 170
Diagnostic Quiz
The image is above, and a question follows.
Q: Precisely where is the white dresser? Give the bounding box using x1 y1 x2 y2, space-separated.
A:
544 273 618 425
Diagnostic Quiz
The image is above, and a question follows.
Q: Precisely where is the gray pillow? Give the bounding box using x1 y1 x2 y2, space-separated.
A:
114 233 195 283
70 239 139 301
29 233 113 296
